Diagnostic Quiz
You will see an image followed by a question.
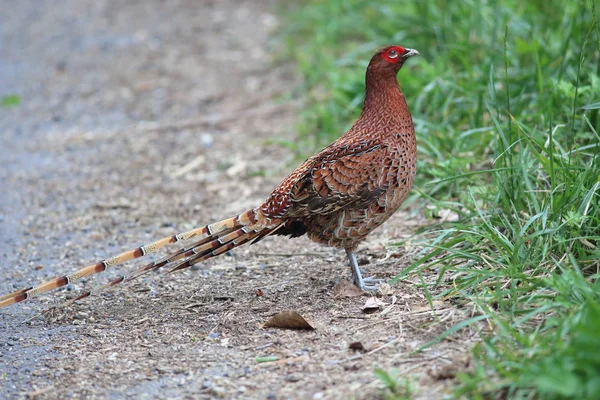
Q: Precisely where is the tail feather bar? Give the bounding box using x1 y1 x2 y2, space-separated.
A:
66 224 274 304
0 209 260 309
65 225 242 304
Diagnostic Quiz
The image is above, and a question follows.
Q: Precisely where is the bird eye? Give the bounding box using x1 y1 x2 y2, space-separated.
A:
380 46 406 63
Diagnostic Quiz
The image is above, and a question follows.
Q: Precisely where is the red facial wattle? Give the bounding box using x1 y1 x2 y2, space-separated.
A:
381 46 406 63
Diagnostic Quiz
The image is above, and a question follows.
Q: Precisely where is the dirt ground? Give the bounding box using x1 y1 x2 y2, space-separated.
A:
0 1 476 399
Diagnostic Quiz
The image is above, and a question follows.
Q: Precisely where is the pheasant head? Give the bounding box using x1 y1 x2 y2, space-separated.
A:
367 45 419 79
355 45 419 131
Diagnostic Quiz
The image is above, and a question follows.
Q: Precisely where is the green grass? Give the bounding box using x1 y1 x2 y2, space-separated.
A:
279 0 600 398
374 367 416 400
0 95 20 107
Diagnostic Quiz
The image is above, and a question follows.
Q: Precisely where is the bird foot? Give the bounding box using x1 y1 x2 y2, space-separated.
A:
346 249 386 292
354 276 385 292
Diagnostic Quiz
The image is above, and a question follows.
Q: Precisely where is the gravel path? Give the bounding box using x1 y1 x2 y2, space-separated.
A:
0 1 472 399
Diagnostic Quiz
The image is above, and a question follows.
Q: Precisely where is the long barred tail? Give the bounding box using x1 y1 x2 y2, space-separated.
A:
0 208 274 309
66 215 280 304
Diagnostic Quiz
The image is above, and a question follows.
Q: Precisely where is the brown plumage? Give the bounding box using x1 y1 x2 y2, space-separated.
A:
0 45 419 309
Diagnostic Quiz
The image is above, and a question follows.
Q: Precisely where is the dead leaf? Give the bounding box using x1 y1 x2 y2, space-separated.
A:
349 342 366 352
378 283 393 296
362 297 388 313
411 300 446 313
333 279 364 298
263 311 315 330
357 257 370 265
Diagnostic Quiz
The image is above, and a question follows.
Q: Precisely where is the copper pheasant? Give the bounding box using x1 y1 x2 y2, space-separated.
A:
0 45 419 308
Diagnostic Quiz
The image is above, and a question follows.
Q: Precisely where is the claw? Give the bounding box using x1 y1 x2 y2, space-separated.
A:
361 276 385 291
345 249 384 291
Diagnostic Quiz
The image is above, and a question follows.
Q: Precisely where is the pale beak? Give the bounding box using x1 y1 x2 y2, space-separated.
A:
403 48 420 58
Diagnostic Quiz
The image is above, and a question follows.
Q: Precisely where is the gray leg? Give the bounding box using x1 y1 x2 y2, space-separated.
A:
346 248 365 289
345 249 384 291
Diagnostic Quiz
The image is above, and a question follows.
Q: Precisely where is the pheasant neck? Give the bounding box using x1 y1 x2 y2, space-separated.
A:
362 73 408 117
350 72 413 139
